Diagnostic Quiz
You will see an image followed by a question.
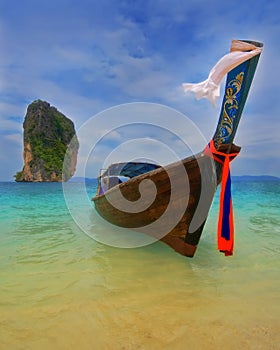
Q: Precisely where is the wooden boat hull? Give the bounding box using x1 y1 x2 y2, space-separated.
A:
93 148 228 257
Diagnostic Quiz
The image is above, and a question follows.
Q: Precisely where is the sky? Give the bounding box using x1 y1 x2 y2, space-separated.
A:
0 0 279 181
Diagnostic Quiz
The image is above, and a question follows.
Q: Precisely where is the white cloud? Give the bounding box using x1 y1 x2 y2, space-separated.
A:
4 133 22 145
0 119 22 133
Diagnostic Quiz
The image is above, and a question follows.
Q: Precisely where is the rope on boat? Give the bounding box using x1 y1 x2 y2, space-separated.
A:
204 140 239 256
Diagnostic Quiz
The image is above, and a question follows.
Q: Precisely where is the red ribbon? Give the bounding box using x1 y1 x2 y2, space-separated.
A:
204 140 239 256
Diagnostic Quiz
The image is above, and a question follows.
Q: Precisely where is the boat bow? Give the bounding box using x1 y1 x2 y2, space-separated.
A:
92 39 263 257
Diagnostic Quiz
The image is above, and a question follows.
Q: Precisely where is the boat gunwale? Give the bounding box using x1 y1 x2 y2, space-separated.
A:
92 151 203 201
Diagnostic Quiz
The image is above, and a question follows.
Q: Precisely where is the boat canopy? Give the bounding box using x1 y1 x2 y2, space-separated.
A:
100 162 160 179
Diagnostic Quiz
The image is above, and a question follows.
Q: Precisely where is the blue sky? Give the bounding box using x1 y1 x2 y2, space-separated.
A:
0 0 279 180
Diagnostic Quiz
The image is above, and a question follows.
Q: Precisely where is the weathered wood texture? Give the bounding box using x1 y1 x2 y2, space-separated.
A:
93 150 222 257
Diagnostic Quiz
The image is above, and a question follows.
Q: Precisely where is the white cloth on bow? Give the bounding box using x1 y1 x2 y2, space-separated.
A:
182 45 262 106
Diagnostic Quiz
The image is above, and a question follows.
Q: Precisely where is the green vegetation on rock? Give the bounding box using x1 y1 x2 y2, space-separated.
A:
15 100 79 182
14 171 23 182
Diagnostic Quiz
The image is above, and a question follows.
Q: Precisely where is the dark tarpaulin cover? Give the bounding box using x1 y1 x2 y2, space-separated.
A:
103 162 160 178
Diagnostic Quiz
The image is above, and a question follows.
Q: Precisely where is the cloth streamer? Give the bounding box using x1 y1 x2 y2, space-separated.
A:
204 141 239 256
182 42 262 106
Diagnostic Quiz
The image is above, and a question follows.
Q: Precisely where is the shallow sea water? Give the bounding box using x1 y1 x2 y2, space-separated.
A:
0 181 279 350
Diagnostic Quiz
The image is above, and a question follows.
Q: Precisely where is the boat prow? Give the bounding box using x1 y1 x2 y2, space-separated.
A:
92 39 263 257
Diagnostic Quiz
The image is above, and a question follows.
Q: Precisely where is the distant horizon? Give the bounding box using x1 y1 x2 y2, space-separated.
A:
2 174 279 183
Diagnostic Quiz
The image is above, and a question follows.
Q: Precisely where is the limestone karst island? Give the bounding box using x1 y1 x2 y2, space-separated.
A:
15 100 79 182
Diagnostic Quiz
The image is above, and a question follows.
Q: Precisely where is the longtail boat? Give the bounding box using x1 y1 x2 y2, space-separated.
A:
92 39 263 257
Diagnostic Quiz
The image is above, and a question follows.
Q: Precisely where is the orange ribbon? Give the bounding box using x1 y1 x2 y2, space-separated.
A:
204 140 239 256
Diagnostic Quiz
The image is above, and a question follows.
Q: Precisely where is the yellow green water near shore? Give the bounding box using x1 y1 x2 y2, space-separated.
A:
0 182 279 349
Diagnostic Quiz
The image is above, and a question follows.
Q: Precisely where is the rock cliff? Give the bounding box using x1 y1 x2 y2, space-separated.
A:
15 100 79 182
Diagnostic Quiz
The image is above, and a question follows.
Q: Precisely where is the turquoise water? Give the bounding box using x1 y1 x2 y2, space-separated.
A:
0 181 279 349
